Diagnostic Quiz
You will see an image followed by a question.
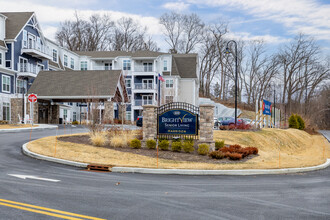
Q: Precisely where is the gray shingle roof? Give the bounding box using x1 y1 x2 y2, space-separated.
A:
28 70 122 98
1 12 34 40
171 54 197 78
74 50 166 58
0 40 6 48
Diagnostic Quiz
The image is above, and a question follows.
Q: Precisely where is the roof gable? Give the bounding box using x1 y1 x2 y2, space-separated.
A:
171 54 198 78
28 70 125 100
1 12 34 40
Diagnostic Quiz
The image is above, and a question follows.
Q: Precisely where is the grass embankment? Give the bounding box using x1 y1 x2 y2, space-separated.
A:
0 124 38 129
27 129 330 170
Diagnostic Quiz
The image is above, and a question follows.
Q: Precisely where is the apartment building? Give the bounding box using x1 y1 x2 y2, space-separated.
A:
0 11 199 123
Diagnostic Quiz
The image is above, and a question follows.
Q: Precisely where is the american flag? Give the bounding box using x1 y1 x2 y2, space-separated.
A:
158 73 165 82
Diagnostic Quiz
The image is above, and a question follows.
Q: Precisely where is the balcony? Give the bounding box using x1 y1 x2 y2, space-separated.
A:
134 66 153 72
133 83 155 90
21 42 52 60
17 63 41 78
134 99 157 106
93 65 113 70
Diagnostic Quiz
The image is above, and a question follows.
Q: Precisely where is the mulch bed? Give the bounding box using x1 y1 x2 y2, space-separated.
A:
58 135 257 164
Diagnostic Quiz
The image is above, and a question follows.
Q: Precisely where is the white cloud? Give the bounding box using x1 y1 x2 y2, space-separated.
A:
186 0 330 41
0 0 162 38
225 32 288 44
162 1 190 12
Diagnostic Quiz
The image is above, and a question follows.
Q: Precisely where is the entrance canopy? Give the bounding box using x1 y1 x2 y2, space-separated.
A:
28 70 129 103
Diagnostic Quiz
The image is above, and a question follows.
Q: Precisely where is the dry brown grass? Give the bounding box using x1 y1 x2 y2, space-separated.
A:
89 132 107 147
27 128 330 170
0 124 38 129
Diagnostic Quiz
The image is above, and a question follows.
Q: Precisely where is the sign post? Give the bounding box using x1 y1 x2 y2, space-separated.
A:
28 94 37 125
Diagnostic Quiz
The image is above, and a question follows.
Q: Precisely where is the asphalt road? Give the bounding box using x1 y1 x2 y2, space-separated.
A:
0 127 329 220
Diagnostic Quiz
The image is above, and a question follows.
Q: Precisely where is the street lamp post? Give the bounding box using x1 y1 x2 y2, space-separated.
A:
225 40 238 126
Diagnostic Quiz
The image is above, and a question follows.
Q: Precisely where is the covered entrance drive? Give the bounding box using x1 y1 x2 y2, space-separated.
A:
24 70 128 124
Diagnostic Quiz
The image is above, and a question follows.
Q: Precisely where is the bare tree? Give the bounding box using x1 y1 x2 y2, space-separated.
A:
160 12 204 53
56 12 114 51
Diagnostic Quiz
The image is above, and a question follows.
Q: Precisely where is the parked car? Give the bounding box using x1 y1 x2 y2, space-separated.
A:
136 116 143 127
241 118 255 125
218 117 233 124
220 117 244 126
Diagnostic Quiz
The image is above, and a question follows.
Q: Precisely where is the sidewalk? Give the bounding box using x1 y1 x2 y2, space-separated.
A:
0 124 57 133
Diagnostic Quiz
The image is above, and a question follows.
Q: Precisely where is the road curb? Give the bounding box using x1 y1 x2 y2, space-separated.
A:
22 141 330 175
111 160 330 175
0 124 58 133
22 143 88 168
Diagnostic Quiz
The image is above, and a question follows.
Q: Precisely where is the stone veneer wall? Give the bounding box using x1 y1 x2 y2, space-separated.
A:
11 98 38 124
104 101 114 123
142 105 157 141
118 103 126 122
199 104 215 151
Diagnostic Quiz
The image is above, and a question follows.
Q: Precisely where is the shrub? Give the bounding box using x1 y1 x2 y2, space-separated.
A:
146 139 156 149
89 132 106 147
72 121 79 125
110 136 127 148
209 151 225 159
236 123 251 130
215 140 225 150
219 147 230 153
296 115 305 130
159 140 169 151
228 144 242 153
289 114 298 129
130 138 141 149
245 147 258 155
198 144 209 155
171 141 182 152
182 141 194 153
227 153 242 160
228 124 236 130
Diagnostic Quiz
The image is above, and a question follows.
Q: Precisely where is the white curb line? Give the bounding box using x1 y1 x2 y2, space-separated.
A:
22 142 330 175
22 143 88 168
0 124 58 133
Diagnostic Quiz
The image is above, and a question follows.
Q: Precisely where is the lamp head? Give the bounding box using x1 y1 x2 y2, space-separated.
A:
225 47 231 54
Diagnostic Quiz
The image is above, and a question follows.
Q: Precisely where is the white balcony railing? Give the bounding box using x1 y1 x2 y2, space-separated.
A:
134 100 156 106
93 65 112 70
17 63 41 75
134 83 155 90
22 41 51 57
134 66 153 72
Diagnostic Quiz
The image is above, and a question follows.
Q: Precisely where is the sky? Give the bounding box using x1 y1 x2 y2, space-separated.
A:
1 0 330 54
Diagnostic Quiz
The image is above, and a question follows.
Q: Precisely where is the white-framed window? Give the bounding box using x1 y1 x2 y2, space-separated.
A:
0 53 2 65
125 79 131 88
70 58 74 69
123 60 131 70
73 112 77 121
16 79 25 94
2 102 10 121
63 109 68 120
142 79 153 89
165 96 173 104
143 62 153 72
142 95 153 105
105 63 112 70
22 30 27 48
128 95 131 102
52 49 57 62
64 54 68 67
80 61 87 70
165 79 173 88
2 75 10 93
126 111 131 121
163 60 167 71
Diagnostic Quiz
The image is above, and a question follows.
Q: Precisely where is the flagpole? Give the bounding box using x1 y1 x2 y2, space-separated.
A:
158 77 160 106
